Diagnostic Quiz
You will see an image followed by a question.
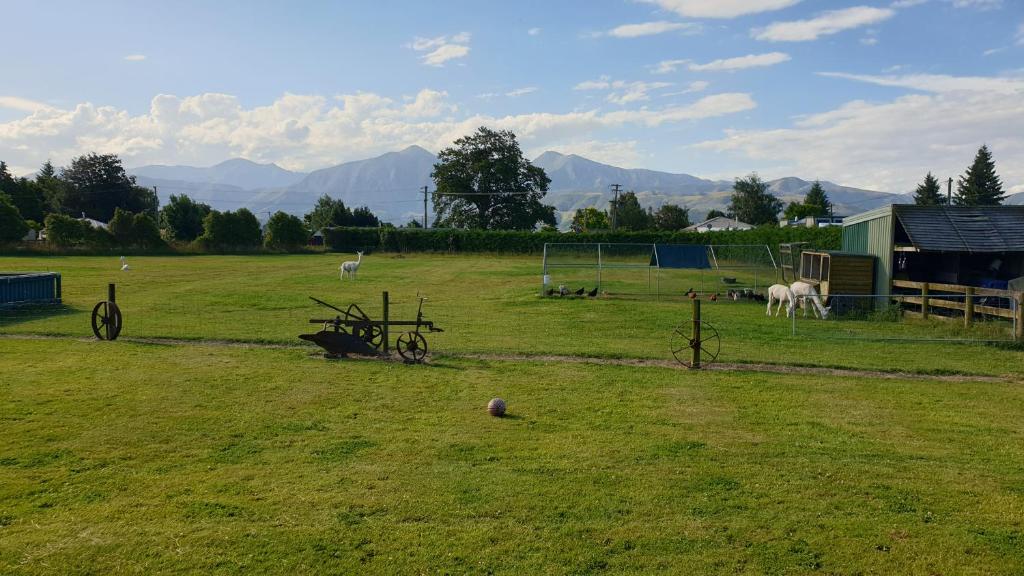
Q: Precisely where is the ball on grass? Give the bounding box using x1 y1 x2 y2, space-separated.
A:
487 397 506 417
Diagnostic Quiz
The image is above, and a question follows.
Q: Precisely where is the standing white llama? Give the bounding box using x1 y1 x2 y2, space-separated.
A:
339 251 363 281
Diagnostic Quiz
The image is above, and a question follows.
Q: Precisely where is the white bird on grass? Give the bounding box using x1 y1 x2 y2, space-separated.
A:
120 256 130 271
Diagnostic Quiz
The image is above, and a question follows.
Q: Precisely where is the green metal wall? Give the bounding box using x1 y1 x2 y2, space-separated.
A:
841 211 893 295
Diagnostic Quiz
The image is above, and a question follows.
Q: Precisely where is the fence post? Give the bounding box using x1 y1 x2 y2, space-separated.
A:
691 299 701 369
964 286 974 328
1016 295 1023 342
382 291 389 355
921 282 929 320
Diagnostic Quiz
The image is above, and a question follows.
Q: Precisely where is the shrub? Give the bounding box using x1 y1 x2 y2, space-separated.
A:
44 213 86 246
264 211 308 250
197 208 263 249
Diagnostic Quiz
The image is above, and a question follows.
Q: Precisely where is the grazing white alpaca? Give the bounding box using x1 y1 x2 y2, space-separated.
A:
339 251 363 280
766 284 796 317
790 281 831 319
120 256 130 272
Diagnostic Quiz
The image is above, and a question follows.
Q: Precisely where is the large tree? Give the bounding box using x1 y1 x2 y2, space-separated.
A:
705 208 728 220
653 203 691 231
160 194 211 242
803 181 831 217
264 211 309 249
610 191 653 230
350 206 380 227
0 194 29 242
35 160 66 214
954 145 1005 206
304 195 352 230
199 208 262 248
60 153 158 221
569 207 609 232
432 127 555 230
728 174 783 226
913 172 944 206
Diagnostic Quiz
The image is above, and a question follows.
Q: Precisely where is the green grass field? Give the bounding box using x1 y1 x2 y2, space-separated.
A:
2 254 1024 574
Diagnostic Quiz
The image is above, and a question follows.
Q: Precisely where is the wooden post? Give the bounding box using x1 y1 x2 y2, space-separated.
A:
1016 295 1023 342
691 299 701 369
921 282 929 320
382 291 389 355
108 283 116 304
964 286 974 328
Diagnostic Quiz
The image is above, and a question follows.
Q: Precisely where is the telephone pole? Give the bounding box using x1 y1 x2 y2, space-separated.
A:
610 183 621 231
422 186 429 228
946 177 953 206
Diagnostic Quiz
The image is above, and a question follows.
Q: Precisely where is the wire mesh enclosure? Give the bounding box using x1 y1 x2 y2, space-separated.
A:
540 243 778 299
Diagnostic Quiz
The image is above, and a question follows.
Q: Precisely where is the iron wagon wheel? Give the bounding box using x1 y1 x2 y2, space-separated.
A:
669 321 720 367
396 331 428 363
352 322 384 349
91 301 123 341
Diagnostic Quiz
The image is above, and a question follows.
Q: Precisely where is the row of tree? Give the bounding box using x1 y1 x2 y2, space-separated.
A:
0 152 387 249
912 145 1006 206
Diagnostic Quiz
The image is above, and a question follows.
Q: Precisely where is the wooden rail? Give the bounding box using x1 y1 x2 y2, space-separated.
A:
892 279 1022 339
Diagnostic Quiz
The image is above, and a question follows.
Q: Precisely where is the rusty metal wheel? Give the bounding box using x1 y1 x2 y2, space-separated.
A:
91 301 122 341
396 331 427 363
670 321 719 367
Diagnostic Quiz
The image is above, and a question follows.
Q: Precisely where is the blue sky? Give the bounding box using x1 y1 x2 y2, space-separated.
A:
2 0 1023 193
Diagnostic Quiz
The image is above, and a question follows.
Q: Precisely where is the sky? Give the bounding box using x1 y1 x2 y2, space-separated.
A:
1 0 1023 193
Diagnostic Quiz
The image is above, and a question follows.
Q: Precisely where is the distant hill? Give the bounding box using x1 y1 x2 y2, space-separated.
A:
131 158 306 190
128 148 905 225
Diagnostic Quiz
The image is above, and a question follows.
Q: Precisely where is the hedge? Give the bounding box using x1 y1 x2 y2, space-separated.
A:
324 226 841 256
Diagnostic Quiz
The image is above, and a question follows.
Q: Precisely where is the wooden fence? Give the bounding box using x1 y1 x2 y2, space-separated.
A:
892 279 1022 339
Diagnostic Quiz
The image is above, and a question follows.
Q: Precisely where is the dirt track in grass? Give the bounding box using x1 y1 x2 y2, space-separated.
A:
2 333 1010 383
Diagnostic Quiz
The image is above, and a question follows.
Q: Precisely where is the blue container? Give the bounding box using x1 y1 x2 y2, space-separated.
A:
0 272 62 307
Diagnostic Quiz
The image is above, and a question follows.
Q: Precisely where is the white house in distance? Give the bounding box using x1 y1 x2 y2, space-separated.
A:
684 216 754 233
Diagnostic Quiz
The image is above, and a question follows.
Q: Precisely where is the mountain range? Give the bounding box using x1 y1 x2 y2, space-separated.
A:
129 147 941 228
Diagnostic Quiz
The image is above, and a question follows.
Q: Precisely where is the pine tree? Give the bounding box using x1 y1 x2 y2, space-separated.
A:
954 145 1005 206
802 181 831 217
913 172 943 206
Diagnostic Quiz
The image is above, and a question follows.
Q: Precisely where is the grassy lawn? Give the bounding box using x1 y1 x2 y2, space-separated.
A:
2 338 1024 574
1 253 1022 376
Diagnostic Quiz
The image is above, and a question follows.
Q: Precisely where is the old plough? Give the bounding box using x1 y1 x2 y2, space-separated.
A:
299 292 442 362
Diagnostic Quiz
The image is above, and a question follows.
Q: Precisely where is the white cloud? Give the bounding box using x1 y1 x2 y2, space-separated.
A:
0 90 756 172
650 59 690 74
982 46 1007 56
860 36 879 45
408 33 471 66
688 52 791 71
574 76 675 104
642 0 802 19
607 21 701 38
818 71 1024 94
694 75 1024 193
123 54 146 62
950 0 1002 9
890 0 927 7
527 27 542 36
663 81 711 96
506 87 538 97
753 6 895 42
0 96 52 112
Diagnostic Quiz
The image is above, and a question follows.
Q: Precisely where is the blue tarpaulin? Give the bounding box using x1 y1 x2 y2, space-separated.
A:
650 245 711 269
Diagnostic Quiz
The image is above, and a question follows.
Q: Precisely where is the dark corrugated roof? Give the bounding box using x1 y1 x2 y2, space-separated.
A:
894 205 1024 253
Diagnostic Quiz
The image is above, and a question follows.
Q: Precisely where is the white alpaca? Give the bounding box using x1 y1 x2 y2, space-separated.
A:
339 251 363 280
790 281 831 319
766 284 797 317
120 256 130 272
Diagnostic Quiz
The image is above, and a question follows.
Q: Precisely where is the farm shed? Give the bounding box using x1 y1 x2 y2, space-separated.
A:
842 205 1024 296
0 272 62 307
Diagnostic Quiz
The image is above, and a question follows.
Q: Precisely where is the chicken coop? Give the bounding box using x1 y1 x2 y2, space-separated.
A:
796 251 875 313
540 243 776 298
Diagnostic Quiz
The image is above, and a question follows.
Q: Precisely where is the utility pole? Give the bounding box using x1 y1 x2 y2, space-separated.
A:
422 186 429 228
946 177 953 206
609 183 621 231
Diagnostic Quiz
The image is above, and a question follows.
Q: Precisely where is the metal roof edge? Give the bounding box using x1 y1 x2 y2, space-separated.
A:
842 205 894 226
